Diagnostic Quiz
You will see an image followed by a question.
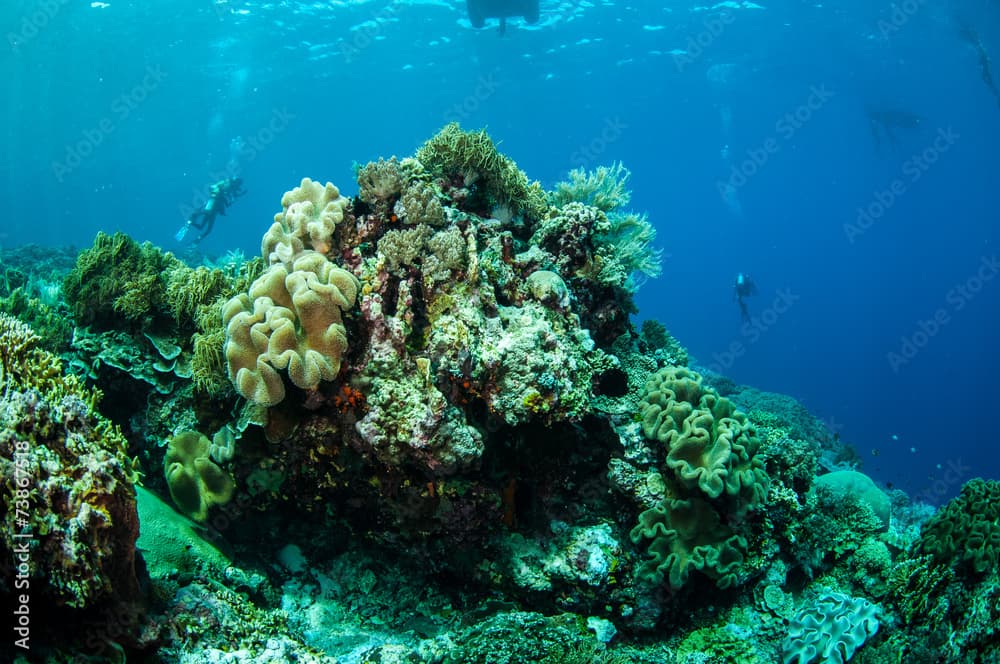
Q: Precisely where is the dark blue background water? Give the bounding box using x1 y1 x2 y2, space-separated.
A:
4 0 997 502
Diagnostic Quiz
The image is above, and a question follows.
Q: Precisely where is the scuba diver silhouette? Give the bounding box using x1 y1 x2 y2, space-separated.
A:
733 272 757 323
176 177 246 245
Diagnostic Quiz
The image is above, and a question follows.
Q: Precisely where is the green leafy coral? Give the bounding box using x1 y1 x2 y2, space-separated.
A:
416 122 549 221
639 366 768 510
629 366 769 590
163 430 235 522
917 478 1000 576
63 231 179 325
629 496 748 589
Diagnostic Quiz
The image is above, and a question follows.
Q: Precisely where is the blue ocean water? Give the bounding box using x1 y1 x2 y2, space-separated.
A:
4 0 997 502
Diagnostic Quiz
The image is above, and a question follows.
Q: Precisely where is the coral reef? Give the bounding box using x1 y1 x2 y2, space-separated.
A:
4 127 995 662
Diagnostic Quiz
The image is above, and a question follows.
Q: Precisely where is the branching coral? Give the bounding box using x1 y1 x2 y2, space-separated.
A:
356 157 404 213
549 161 632 212
1 313 104 412
547 163 663 286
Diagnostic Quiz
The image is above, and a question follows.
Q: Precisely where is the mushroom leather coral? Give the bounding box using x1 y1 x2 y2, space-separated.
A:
163 431 235 522
223 251 359 406
640 366 768 510
262 177 349 261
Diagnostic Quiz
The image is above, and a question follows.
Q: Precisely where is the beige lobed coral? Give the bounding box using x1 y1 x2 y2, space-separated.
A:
224 178 361 407
223 251 359 407
262 177 350 262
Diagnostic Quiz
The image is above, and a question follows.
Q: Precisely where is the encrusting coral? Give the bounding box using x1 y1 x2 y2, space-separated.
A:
0 315 140 610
